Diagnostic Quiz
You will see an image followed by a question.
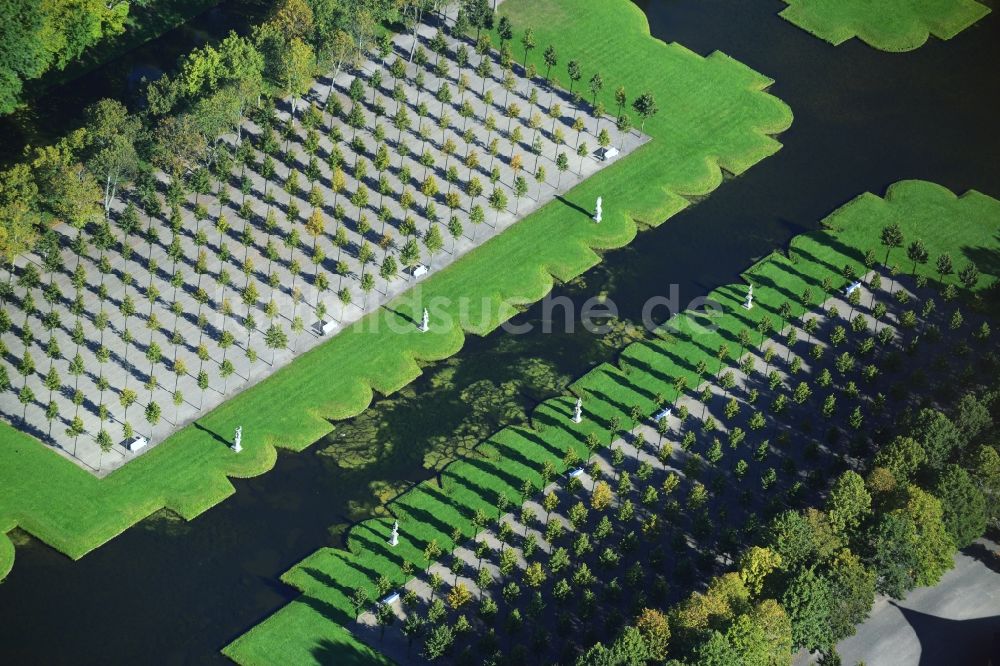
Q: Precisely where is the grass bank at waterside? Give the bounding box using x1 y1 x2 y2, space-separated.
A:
223 181 1000 663
779 0 991 51
0 0 792 587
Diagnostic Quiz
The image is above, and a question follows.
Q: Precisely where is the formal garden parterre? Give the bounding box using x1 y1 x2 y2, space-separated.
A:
222 180 1000 663
1 5 647 474
0 0 792 585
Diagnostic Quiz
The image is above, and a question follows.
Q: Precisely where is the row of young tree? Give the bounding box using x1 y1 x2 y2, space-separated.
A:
0 0 306 258
343 241 998 662
1 0 414 264
1 0 657 272
573 226 1000 664
0 0 655 464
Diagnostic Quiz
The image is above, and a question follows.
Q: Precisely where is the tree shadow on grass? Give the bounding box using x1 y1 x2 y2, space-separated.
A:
299 567 356 618
389 501 459 550
381 304 417 326
530 409 590 450
603 365 661 405
961 239 1000 284
193 421 230 448
583 387 637 426
349 532 410 574
509 424 573 463
488 441 550 482
555 195 593 219
444 462 523 515
311 636 390 666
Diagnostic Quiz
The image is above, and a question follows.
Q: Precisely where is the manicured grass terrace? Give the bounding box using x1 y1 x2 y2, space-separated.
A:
222 181 1000 664
0 0 791 590
778 0 991 51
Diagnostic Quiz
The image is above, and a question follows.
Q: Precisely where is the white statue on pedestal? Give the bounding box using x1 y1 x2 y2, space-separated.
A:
388 520 399 547
232 425 243 453
742 284 754 310
593 196 602 223
572 397 583 423
419 308 429 332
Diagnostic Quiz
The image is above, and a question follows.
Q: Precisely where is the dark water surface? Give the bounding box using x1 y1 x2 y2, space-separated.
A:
0 0 998 663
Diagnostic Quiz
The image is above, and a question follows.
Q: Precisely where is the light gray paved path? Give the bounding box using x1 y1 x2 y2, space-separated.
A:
0 0 646 475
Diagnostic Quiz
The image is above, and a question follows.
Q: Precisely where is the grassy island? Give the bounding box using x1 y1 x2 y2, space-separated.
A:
779 0 991 51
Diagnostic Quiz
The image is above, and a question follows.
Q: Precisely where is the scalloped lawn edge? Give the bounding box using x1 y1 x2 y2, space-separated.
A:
223 180 1000 665
0 530 12 582
0 0 793 584
778 0 991 51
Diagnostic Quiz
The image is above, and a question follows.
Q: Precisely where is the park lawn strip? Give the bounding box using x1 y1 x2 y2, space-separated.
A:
497 0 790 222
223 181 1000 665
227 598 394 666
778 0 991 51
0 522 12 581
0 302 466 565
224 415 591 665
0 0 792 585
621 180 1000 412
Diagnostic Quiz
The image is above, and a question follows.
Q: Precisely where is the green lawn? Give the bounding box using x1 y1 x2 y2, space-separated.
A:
779 0 991 51
223 181 1000 663
0 0 791 591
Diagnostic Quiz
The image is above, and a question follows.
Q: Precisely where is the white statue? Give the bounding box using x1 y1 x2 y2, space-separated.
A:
572 397 583 423
742 284 754 310
593 196 603 223
419 308 429 332
232 425 243 453
388 520 399 547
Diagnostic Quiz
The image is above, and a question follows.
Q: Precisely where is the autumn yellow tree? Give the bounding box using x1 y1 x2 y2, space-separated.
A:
591 480 613 511
305 208 325 251
524 561 546 588
447 582 472 610
635 608 671 661
739 546 782 597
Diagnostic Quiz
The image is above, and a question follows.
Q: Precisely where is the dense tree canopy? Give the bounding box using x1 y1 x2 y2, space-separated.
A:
826 471 871 538
824 549 875 643
0 0 467 267
0 0 129 113
591 384 997 664
781 566 832 652
913 408 964 472
934 464 987 548
869 511 923 599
